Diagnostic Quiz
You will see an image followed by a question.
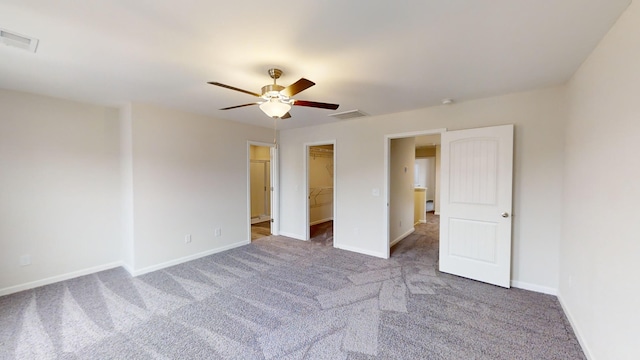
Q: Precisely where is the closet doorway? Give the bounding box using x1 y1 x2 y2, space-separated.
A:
249 143 275 241
305 142 335 246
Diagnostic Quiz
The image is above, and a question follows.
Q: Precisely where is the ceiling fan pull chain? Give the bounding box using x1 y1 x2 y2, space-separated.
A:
273 116 277 145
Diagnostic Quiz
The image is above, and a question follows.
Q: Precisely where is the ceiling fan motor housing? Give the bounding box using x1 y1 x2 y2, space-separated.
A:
261 84 285 98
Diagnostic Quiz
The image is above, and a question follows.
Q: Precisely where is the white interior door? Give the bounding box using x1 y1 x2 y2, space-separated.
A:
439 124 514 288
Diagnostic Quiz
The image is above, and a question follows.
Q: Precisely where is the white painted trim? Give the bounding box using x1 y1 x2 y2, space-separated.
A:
384 128 446 258
335 244 387 259
131 240 249 277
121 262 134 276
270 145 280 236
310 217 333 226
0 261 124 296
558 292 593 360
387 128 448 139
510 280 558 295
278 231 306 241
390 228 415 247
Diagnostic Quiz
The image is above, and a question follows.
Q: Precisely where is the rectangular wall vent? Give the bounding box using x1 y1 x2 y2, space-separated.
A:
0 28 39 53
327 109 368 120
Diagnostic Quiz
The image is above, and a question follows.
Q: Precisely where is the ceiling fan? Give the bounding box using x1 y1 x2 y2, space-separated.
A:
208 68 339 119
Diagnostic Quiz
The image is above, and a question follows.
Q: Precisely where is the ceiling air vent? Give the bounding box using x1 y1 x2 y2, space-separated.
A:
0 28 39 53
327 109 368 120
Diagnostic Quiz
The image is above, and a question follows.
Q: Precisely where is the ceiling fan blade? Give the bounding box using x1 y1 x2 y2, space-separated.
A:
293 100 340 110
219 103 260 110
208 82 261 97
281 112 292 119
281 78 315 97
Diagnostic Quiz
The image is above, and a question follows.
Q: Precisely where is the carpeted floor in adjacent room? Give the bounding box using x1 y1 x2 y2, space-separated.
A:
0 213 585 359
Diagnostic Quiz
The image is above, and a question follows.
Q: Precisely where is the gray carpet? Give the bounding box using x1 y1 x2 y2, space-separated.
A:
0 214 585 359
309 221 333 247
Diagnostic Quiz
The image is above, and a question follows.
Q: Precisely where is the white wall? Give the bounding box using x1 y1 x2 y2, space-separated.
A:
129 103 273 273
279 85 566 289
389 137 415 244
0 95 274 292
415 157 436 201
560 1 640 358
0 90 122 294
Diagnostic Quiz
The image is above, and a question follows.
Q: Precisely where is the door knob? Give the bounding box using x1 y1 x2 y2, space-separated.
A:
501 212 509 218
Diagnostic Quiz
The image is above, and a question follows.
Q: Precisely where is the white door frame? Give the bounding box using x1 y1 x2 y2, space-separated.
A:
247 141 279 241
384 128 446 258
304 140 337 245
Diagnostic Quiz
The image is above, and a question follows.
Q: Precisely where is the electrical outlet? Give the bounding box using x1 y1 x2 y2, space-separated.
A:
214 228 221 237
19 254 31 266
184 234 192 243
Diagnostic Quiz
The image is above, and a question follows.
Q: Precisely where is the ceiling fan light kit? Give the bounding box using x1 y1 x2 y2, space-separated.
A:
260 98 292 118
208 68 339 120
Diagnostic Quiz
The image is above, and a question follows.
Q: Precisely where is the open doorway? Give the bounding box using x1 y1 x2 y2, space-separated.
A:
305 142 335 246
414 134 441 216
385 130 444 258
249 143 274 241
386 126 513 287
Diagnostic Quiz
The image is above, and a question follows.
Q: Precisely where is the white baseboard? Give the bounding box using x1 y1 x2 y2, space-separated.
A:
335 244 387 259
390 228 415 247
131 240 250 277
0 261 124 297
121 261 134 276
310 217 333 226
557 292 593 359
510 280 558 295
278 231 306 241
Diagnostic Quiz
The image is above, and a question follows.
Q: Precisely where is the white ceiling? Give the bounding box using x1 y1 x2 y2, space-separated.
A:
0 0 631 130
